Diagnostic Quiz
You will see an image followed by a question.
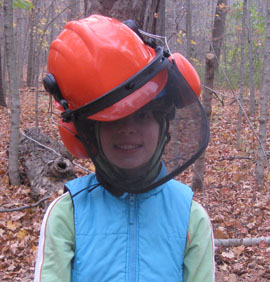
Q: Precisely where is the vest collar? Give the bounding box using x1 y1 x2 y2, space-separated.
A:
119 163 168 200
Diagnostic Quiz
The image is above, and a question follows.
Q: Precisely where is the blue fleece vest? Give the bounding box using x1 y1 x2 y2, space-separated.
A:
65 172 193 282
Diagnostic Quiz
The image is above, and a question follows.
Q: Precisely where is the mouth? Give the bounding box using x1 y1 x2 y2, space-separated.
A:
114 144 142 150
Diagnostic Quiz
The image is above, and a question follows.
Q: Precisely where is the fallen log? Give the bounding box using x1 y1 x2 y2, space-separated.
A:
19 127 76 200
215 236 270 247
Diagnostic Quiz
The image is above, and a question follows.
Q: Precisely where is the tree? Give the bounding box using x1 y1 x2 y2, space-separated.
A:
166 1 186 170
236 0 247 147
192 0 228 190
247 0 255 115
192 53 215 190
26 0 40 88
185 0 192 60
4 0 21 185
0 47 6 107
84 0 165 35
223 0 265 87
255 0 270 191
67 0 79 21
26 6 35 87
211 0 229 72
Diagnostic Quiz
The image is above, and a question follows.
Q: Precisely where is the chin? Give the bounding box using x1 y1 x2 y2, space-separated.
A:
118 164 143 170
116 162 148 176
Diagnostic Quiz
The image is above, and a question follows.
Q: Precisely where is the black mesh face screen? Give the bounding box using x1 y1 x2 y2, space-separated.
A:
143 75 209 192
73 58 209 194
164 97 209 175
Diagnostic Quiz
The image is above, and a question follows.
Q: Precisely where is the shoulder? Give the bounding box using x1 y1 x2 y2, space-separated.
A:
163 179 193 199
38 192 74 250
188 200 213 242
190 200 211 221
43 192 73 230
46 192 73 214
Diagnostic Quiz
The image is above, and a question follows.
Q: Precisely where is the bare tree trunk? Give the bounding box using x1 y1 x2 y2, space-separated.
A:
0 48 7 107
4 0 21 185
84 0 89 17
247 0 256 115
166 0 185 52
192 53 215 190
85 0 165 34
192 0 228 190
236 0 247 147
67 0 79 21
15 7 27 87
185 0 192 60
255 1 270 191
166 1 185 168
26 10 35 87
211 0 229 72
26 0 39 87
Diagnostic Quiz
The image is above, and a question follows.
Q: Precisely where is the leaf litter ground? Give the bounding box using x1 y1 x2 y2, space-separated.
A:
0 88 269 281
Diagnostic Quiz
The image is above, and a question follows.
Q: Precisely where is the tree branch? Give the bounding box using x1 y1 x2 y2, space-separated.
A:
218 156 253 161
202 85 225 106
0 196 51 212
215 237 270 247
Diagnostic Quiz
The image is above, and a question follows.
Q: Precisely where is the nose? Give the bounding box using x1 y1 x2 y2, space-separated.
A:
116 115 137 135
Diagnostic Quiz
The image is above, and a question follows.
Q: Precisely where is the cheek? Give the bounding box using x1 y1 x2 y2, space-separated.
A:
99 126 112 152
146 122 160 149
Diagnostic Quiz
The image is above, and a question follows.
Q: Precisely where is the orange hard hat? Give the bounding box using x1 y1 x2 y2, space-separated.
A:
47 15 167 122
44 15 204 159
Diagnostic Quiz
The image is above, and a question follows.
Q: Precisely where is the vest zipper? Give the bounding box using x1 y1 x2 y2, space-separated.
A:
128 194 137 282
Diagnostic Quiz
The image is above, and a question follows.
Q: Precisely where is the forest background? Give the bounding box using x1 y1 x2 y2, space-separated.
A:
0 0 270 281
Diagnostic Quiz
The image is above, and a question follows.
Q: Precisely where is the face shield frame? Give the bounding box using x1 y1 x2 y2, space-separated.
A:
59 46 169 123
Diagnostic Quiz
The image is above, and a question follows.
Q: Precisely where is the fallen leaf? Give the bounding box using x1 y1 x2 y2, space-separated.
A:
17 229 28 241
215 228 228 239
232 245 245 257
221 250 235 259
6 221 20 231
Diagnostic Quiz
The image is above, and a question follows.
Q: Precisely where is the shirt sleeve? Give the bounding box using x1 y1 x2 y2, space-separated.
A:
34 192 75 282
183 200 215 282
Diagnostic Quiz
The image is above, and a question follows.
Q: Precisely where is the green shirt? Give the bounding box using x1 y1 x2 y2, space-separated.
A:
34 193 215 282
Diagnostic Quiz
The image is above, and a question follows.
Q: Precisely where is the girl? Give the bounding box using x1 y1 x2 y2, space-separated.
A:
35 15 215 282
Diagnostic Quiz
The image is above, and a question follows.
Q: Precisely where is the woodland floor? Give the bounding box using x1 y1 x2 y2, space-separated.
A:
0 87 269 281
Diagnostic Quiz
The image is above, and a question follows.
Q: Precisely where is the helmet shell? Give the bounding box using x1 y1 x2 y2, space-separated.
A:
48 15 166 121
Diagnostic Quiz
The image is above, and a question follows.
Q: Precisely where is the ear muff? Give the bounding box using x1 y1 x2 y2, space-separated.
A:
43 74 70 113
43 74 88 158
58 119 89 159
43 74 63 102
172 53 201 96
167 53 201 109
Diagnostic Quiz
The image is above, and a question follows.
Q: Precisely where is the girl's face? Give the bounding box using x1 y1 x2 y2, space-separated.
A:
99 109 160 171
